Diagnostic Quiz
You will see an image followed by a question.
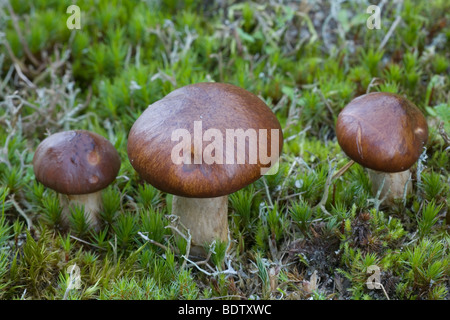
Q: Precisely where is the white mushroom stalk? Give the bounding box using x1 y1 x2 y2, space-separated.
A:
171 195 229 256
59 191 103 230
367 169 412 204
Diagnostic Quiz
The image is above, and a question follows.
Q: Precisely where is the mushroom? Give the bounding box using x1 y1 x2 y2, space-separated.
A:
335 92 428 205
33 130 121 230
127 82 283 255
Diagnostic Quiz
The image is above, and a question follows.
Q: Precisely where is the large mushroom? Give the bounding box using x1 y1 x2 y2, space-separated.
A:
127 82 283 255
33 130 121 230
335 92 428 205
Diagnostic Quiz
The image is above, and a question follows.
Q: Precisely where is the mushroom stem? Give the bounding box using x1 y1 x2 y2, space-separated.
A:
172 195 229 256
367 169 412 205
59 191 103 230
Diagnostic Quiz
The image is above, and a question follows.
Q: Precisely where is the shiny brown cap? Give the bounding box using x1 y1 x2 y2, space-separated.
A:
127 82 283 198
336 92 428 172
33 130 121 194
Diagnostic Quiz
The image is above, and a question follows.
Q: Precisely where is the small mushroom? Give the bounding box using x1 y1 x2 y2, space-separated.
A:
127 82 283 255
33 130 121 230
336 92 428 205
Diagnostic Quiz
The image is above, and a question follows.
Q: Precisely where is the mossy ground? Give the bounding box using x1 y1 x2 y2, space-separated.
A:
0 0 449 300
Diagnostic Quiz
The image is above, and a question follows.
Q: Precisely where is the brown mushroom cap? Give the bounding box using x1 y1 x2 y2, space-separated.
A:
33 130 121 195
127 82 283 198
336 92 428 172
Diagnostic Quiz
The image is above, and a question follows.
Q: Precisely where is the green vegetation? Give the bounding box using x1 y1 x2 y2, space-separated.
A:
0 0 448 300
